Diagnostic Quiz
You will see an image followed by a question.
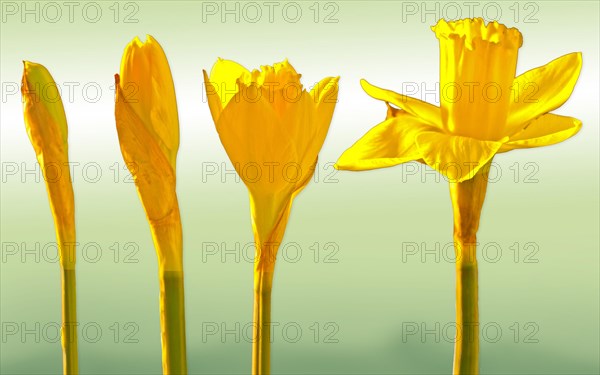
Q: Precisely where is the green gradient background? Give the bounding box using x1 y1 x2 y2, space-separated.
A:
1 1 598 374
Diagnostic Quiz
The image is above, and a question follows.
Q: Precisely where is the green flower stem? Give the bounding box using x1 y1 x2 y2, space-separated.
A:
159 270 187 375
61 268 78 375
252 270 274 375
452 238 479 375
449 162 491 375
150 204 187 375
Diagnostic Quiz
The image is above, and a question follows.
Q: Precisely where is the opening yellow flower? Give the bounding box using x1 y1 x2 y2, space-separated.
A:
336 18 582 183
114 35 187 375
335 18 582 375
204 59 338 374
204 59 338 272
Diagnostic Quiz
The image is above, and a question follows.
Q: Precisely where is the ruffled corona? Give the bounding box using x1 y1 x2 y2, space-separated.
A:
434 18 522 140
431 18 523 50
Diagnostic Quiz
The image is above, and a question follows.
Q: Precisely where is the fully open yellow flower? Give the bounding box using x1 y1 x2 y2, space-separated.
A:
335 18 582 375
115 35 186 375
204 59 338 374
336 18 582 182
22 61 78 374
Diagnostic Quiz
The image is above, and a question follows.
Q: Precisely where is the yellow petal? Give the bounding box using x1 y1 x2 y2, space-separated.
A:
416 132 506 182
22 62 68 147
311 77 339 161
305 76 339 167
335 111 435 171
115 78 177 223
119 35 179 172
507 52 582 134
22 61 75 269
215 90 297 194
310 76 338 105
360 79 441 127
278 90 318 170
499 113 582 152
207 58 250 111
203 69 222 125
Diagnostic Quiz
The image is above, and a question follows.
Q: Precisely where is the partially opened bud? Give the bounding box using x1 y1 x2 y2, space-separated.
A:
115 35 187 374
115 35 180 228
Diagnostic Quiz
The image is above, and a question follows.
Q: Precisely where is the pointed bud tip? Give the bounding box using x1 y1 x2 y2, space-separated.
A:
127 36 144 50
22 60 38 71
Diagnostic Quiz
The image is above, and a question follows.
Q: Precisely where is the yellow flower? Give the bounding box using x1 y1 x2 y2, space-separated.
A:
336 18 582 182
204 59 339 272
204 59 338 374
22 61 78 374
115 35 186 375
335 18 583 375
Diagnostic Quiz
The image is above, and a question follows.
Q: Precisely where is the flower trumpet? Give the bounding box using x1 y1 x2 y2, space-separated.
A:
114 35 187 374
22 61 79 375
204 59 339 374
336 18 582 374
